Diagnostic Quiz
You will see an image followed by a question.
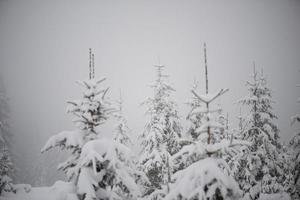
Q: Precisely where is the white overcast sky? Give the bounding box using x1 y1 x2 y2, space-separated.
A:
0 0 300 184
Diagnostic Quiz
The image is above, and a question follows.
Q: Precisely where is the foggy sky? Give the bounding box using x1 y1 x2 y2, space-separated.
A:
0 0 300 185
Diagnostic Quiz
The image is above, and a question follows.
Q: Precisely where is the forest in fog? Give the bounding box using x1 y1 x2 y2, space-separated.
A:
0 1 300 200
1 46 300 200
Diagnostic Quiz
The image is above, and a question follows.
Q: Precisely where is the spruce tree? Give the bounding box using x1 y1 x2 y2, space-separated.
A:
74 86 143 200
166 44 243 200
41 77 111 181
287 75 300 199
236 66 284 199
43 50 142 200
70 82 142 200
42 49 111 184
288 133 300 199
138 63 182 196
113 91 132 147
0 89 14 195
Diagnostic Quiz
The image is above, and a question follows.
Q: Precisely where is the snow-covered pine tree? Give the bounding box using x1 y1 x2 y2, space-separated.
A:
278 142 296 199
41 77 111 182
167 43 243 200
287 75 300 199
0 147 14 195
0 90 14 195
226 108 249 173
138 62 182 196
73 93 145 200
75 138 141 200
41 49 111 183
109 91 149 199
236 65 284 199
43 50 141 200
75 88 143 200
113 91 132 147
288 133 300 199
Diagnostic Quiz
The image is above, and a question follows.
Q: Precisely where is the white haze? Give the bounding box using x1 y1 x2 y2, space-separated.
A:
0 0 299 185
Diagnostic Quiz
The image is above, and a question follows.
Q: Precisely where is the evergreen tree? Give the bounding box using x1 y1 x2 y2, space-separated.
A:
42 49 111 183
168 88 244 200
138 63 182 196
288 133 300 199
42 77 111 182
43 50 141 200
75 84 143 200
167 44 243 200
0 90 14 195
287 76 300 199
76 138 141 200
74 92 145 200
235 66 284 199
113 91 132 147
278 142 296 199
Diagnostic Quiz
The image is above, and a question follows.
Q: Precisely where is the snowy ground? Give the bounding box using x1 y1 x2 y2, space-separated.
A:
1 184 291 200
1 181 77 200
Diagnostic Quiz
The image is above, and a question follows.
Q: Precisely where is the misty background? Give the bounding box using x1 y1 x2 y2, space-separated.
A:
0 0 299 186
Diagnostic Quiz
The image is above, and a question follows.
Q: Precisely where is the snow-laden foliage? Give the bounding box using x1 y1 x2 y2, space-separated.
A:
234 68 285 199
0 148 14 195
67 78 111 138
276 144 296 198
112 94 149 196
286 79 300 199
190 89 228 144
2 181 75 200
139 64 182 193
168 82 244 200
0 91 14 195
41 78 111 182
288 133 300 199
42 77 144 200
165 158 240 200
76 138 141 200
173 136 249 170
113 93 132 147
186 80 204 141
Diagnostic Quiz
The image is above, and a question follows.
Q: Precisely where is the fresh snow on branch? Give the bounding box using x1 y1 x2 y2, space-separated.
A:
165 158 241 200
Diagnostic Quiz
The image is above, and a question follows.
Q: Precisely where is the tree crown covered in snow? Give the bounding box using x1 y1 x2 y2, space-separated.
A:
139 64 182 192
42 78 111 182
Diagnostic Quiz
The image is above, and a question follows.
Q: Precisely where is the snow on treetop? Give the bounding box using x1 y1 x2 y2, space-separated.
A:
65 77 111 133
41 130 85 153
165 157 241 200
75 78 109 99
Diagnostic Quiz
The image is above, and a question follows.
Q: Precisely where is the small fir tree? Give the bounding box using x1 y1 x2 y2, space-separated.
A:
235 65 284 199
0 90 14 195
138 63 182 196
167 43 244 200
